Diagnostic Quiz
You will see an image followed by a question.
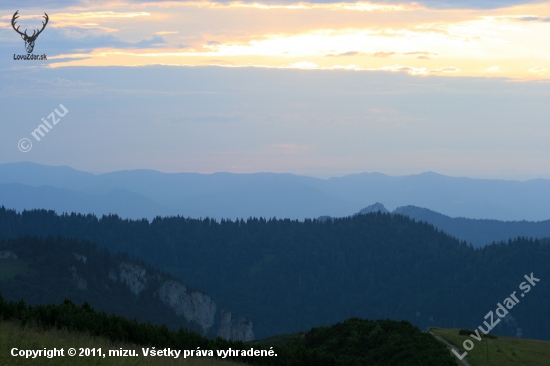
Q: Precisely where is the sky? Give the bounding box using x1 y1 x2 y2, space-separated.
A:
1 0 550 179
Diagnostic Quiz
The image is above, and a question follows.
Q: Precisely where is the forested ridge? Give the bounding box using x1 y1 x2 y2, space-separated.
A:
0 206 548 340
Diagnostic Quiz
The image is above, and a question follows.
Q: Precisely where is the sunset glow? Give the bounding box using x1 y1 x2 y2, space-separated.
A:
2 1 549 79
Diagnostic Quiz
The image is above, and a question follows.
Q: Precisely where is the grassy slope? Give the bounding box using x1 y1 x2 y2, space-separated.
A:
0 320 243 366
430 327 550 366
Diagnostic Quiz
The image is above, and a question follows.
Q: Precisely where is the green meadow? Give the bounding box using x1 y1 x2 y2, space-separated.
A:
430 327 550 366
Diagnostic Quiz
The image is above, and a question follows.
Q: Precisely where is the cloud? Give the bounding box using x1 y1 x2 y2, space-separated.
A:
1 8 163 57
53 11 150 20
0 0 536 12
402 51 437 56
109 0 543 11
203 41 222 51
4 26 166 53
2 0 548 79
529 67 547 73
433 67 460 73
325 51 422 58
379 64 428 75
373 51 396 58
147 0 548 11
516 16 550 22
0 0 84 10
265 143 313 155
417 0 540 9
372 51 436 59
200 59 234 65
0 74 100 97
486 66 500 73
33 77 93 87
1 11 151 34
331 64 361 70
401 51 437 59
326 51 360 57
287 61 319 69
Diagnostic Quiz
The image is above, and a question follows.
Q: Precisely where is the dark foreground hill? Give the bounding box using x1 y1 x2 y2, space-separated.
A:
1 207 549 341
0 295 456 366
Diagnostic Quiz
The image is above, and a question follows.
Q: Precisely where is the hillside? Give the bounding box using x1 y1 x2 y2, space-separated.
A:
0 235 252 340
393 205 550 247
0 207 548 341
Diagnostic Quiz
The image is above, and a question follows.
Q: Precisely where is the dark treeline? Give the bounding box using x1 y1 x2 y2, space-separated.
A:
458 329 497 339
0 207 549 340
0 294 215 352
0 294 456 366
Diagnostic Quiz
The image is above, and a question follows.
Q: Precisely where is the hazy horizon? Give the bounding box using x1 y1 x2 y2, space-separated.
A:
2 66 549 180
5 161 550 182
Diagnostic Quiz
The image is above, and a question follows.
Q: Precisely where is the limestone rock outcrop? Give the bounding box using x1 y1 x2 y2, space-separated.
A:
157 280 216 335
72 252 87 263
69 266 88 290
217 309 255 342
108 268 118 281
217 309 232 340
358 202 389 215
0 250 17 259
119 262 147 296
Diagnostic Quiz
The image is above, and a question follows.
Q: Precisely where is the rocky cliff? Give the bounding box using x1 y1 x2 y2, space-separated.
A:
217 309 255 341
0 250 17 259
157 280 216 334
105 262 217 335
0 237 254 340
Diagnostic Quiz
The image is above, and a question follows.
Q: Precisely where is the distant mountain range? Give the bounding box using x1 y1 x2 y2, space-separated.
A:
355 203 550 247
0 183 174 220
1 162 550 221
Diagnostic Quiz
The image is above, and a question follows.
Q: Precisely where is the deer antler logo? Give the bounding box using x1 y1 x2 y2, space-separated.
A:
11 10 49 54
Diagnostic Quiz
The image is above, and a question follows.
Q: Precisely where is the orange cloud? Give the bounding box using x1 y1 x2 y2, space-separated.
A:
29 1 550 79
